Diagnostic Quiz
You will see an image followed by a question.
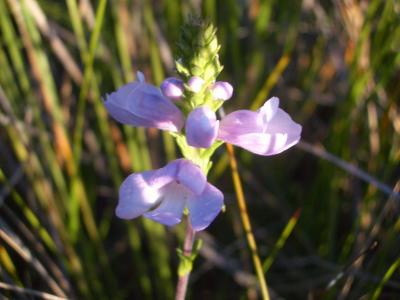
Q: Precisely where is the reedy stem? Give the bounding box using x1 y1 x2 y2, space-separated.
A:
226 143 271 300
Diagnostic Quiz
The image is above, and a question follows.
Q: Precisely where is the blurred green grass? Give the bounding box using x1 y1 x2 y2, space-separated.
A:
0 0 399 299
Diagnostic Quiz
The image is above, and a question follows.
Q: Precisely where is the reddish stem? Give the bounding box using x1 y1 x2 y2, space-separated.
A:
175 221 195 300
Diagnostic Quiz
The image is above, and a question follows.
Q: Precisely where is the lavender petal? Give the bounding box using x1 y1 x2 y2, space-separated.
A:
116 172 161 220
188 183 224 231
186 106 219 148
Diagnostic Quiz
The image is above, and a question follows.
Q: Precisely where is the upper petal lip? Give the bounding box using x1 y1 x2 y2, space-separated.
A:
104 79 184 131
218 97 302 156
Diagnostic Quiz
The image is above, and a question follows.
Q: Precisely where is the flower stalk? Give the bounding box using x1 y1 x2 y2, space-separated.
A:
175 220 196 300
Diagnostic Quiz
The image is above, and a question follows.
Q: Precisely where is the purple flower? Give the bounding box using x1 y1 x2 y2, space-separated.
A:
186 106 219 148
211 81 233 100
188 76 205 93
104 72 184 132
116 159 224 231
218 97 302 155
160 77 184 100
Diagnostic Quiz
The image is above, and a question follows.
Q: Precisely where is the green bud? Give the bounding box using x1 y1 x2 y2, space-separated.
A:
175 16 223 109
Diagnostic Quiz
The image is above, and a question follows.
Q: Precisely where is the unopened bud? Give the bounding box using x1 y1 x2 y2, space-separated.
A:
160 77 184 99
188 76 205 93
211 81 233 100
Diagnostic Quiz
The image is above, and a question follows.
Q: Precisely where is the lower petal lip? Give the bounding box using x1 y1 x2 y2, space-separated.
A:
188 183 224 231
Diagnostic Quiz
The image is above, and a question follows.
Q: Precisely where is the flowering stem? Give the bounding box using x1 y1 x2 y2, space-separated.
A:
226 143 271 300
175 220 196 300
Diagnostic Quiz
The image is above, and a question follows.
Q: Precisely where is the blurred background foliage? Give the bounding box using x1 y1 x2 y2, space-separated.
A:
0 0 399 299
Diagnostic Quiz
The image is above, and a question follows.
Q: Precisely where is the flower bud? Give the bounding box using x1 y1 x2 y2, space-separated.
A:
186 106 219 148
160 77 184 100
188 76 205 93
211 81 233 100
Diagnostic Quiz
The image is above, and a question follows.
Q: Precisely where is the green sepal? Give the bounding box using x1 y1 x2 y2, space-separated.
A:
172 132 224 175
177 238 203 276
175 59 190 78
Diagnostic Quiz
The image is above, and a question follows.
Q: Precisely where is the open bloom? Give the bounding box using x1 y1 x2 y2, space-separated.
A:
218 97 302 155
184 97 301 155
116 159 224 231
104 72 184 131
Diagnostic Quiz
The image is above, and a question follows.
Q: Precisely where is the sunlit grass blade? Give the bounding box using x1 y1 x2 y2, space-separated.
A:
262 209 301 272
72 0 107 163
371 255 400 300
